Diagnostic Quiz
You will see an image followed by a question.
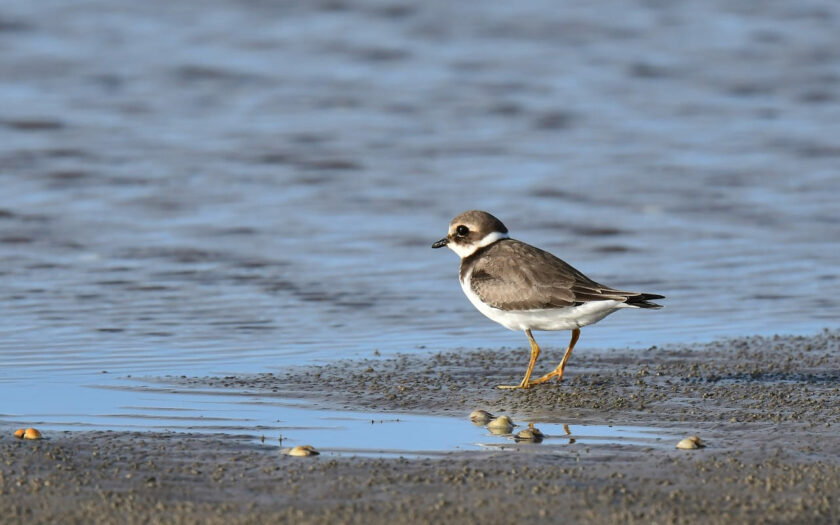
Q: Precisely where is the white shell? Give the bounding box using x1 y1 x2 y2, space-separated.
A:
469 410 494 425
676 436 704 449
487 415 515 434
286 445 319 457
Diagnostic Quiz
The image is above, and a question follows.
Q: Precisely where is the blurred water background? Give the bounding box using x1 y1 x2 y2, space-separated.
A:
1 0 838 432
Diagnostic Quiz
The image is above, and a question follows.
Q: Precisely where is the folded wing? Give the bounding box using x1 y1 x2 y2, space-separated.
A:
468 240 662 310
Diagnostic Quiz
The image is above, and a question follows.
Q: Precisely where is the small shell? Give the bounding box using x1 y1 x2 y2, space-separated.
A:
23 428 43 440
487 415 514 434
676 435 704 450
514 427 544 443
287 445 319 457
469 410 494 425
14 429 25 439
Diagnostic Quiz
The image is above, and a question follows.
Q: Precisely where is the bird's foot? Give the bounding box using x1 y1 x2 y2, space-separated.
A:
529 367 564 385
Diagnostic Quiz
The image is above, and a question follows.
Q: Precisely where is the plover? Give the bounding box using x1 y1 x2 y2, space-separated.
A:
432 210 664 389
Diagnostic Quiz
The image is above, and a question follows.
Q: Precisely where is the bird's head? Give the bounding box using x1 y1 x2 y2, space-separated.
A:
432 210 509 258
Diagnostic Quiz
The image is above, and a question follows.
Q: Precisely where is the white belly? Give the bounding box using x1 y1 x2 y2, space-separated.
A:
460 274 628 332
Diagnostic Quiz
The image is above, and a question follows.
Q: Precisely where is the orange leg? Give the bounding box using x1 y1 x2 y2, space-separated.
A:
529 328 581 385
497 329 541 389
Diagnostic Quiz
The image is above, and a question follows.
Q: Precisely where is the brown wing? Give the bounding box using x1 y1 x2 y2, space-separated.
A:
467 239 637 310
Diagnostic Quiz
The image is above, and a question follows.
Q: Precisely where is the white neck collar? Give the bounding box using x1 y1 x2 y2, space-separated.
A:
448 231 509 258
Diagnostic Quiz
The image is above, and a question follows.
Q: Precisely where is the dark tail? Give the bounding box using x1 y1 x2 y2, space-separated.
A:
626 293 665 309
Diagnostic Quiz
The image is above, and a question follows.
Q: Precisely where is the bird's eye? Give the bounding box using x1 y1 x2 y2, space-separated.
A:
456 225 469 236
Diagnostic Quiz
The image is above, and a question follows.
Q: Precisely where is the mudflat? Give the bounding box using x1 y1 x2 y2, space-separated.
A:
4 330 840 524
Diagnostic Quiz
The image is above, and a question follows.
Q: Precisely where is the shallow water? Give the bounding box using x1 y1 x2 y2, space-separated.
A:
2 379 672 457
1 0 839 439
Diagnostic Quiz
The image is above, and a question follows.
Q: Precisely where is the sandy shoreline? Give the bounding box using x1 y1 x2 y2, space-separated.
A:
4 330 840 524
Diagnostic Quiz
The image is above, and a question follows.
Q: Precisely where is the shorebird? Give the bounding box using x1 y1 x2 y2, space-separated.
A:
433 210 664 389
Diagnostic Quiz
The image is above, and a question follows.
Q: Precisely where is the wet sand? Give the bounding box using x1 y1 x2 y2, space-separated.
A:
5 331 840 524
4 0 840 521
